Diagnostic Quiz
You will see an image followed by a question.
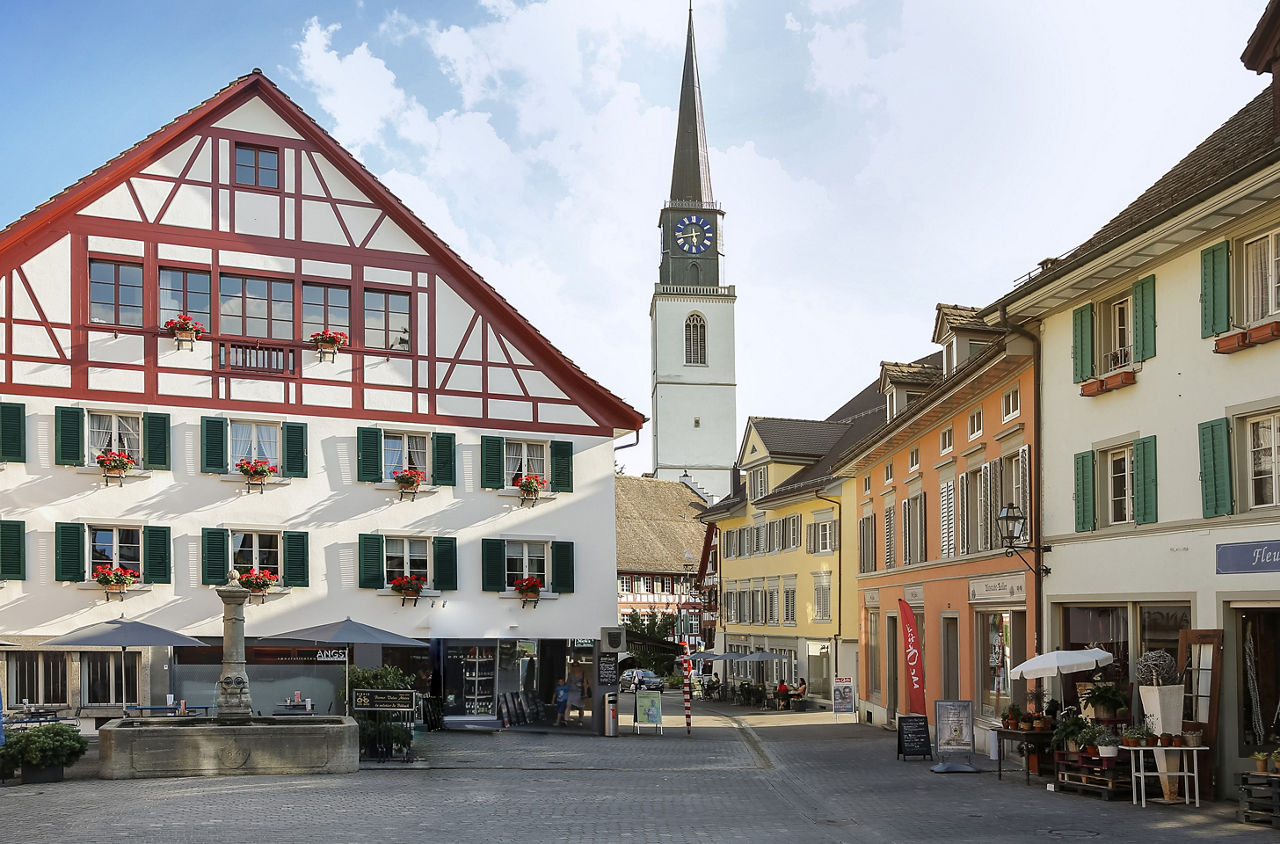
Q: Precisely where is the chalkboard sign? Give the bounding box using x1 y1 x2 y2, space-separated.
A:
896 715 933 760
352 689 415 711
597 652 618 686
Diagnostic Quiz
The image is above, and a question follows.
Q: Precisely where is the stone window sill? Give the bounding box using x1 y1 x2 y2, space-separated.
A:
373 482 438 495
498 591 560 600
496 489 559 500
76 582 154 592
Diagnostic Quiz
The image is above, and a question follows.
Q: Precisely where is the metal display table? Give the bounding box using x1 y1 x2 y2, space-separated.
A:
994 727 1054 785
1120 745 1208 808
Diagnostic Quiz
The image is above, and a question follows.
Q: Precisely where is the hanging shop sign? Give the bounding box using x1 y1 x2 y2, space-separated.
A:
968 574 1025 604
898 598 927 715
1216 539 1280 574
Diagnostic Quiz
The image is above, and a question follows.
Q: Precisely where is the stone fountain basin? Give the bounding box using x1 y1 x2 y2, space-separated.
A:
98 716 359 779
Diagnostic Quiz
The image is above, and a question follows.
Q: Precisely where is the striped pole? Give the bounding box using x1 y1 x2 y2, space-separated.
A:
682 641 693 735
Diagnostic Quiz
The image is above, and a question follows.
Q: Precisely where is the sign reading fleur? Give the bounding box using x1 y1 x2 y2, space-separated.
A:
1216 539 1280 574
898 598 926 715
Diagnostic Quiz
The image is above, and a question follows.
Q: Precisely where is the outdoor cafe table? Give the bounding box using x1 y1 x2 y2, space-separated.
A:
272 701 315 716
995 727 1055 785
124 705 213 717
1120 745 1208 808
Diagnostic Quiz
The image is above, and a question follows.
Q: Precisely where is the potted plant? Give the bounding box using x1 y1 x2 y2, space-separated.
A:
1052 706 1087 752
1079 682 1129 721
95 450 136 477
389 574 428 597
1077 724 1102 756
392 468 427 491
1158 731 1173 747
1095 727 1120 758
1002 703 1022 730
1182 728 1203 747
1253 751 1270 773
93 564 139 593
237 569 278 593
1171 733 1185 747
0 723 89 783
514 575 542 599
309 329 349 360
514 473 548 503
163 314 206 345
235 457 278 482
1271 749 1280 772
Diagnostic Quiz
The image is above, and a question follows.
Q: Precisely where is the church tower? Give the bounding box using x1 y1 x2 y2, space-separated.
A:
650 9 737 501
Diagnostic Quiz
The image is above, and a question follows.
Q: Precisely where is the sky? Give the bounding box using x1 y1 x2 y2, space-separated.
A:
0 1 1271 475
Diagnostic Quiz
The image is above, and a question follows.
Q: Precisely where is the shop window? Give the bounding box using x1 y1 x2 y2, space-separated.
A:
1240 609 1280 752
442 644 495 717
82 651 140 706
1060 605 1129 708
1138 604 1190 660
7 651 68 706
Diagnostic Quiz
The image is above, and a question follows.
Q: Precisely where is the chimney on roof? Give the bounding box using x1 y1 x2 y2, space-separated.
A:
1038 257 1059 273
1243 0 1280 140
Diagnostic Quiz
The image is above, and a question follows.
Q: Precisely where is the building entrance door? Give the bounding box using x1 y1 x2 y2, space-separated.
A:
887 616 899 725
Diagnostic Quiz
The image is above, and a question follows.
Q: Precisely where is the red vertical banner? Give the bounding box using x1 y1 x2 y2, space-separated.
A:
898 598 926 715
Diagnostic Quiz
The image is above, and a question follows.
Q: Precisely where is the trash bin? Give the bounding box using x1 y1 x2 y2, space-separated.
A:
604 692 619 737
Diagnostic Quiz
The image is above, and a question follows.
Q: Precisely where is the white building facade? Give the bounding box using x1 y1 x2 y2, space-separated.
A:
0 71 642 727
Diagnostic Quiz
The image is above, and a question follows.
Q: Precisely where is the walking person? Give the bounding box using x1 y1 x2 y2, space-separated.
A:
553 677 570 726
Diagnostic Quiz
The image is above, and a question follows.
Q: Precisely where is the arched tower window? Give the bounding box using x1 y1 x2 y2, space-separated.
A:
685 314 707 365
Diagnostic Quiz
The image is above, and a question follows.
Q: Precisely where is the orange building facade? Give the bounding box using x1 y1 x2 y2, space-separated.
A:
834 310 1040 749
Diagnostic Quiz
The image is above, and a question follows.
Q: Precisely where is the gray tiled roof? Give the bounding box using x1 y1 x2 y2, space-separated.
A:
937 304 1001 333
750 417 851 461
881 360 943 388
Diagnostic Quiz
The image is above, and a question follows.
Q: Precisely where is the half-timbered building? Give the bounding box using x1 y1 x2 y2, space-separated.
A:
0 70 642 727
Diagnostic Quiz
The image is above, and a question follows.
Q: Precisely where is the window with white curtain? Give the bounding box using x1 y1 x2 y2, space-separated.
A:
1244 230 1280 323
384 432 429 478
231 421 279 464
504 440 546 486
88 412 141 464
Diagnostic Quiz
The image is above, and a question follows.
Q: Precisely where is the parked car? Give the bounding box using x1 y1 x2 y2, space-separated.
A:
620 669 666 692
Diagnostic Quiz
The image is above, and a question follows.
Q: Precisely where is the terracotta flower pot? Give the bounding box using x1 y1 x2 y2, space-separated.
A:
1159 736 1173 747
1086 746 1098 756
1213 332 1254 354
1257 759 1269 773
1172 736 1184 747
1144 736 1159 747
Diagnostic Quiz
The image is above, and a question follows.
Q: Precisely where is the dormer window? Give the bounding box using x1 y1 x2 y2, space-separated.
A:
884 463 893 484
749 467 767 500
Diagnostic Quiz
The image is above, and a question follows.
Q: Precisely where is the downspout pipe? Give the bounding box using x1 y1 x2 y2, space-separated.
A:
815 490 842 678
999 306 1044 660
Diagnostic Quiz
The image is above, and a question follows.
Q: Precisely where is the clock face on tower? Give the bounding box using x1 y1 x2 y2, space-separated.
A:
673 215 714 254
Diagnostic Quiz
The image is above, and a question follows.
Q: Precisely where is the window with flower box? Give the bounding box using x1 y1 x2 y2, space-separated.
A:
200 528 308 587
479 436 572 492
220 275 293 339
53 522 170 584
53 407 169 472
159 267 212 330
480 538 574 594
200 417 306 478
88 413 141 467
301 283 350 339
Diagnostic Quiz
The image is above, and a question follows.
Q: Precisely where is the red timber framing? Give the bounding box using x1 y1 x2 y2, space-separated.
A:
0 70 643 437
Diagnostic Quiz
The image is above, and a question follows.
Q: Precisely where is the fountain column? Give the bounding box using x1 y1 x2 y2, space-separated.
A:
215 584 253 724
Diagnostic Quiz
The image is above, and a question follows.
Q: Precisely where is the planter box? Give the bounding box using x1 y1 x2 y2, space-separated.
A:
1246 320 1280 346
1214 332 1254 354
1102 370 1137 391
21 763 64 783
1080 379 1107 397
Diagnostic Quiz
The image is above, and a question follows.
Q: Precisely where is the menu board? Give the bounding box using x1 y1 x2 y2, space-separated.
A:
596 652 618 687
896 714 932 760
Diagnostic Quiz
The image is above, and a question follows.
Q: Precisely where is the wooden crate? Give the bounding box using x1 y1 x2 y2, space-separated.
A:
1237 772 1280 829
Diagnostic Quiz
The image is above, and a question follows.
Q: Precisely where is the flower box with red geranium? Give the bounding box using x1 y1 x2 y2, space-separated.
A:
392 468 427 489
235 458 278 481
514 474 548 501
389 574 429 596
309 330 349 362
513 576 542 598
237 569 278 592
164 314 206 340
96 451 136 476
94 565 139 592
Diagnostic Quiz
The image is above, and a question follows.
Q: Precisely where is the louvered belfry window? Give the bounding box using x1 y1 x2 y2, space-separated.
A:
684 314 706 365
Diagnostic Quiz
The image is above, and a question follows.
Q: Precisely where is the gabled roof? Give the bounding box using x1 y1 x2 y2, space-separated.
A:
0 70 644 434
932 304 1002 344
746 417 850 464
987 86 1278 316
615 476 708 574
879 359 943 392
825 377 884 425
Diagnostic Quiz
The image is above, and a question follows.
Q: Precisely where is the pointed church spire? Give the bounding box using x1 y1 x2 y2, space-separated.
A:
669 8 714 204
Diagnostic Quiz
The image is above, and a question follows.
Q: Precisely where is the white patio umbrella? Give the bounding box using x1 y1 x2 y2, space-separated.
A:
1009 648 1114 680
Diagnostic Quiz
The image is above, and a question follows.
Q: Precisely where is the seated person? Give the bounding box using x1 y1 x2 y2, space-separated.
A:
794 678 808 699
776 680 790 709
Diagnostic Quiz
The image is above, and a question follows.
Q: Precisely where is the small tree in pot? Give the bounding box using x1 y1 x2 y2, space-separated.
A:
0 723 89 783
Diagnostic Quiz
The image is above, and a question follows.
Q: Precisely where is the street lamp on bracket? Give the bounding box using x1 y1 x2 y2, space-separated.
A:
996 503 1052 577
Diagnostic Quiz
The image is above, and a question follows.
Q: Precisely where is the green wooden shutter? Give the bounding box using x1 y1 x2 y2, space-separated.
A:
1132 275 1157 361
1200 241 1230 338
356 427 382 482
1133 436 1158 525
281 531 309 587
142 412 170 471
142 525 172 584
549 441 573 493
432 433 456 487
1071 305 1094 383
433 537 458 591
480 436 505 489
280 422 307 478
358 533 385 588
200 416 228 474
201 528 230 585
54 406 84 466
0 402 26 463
481 538 506 591
1073 451 1096 533
1198 418 1233 518
0 520 26 580
551 541 575 594
54 522 85 582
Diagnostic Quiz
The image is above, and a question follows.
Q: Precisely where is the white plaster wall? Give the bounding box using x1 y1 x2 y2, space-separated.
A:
88 367 145 393
301 200 347 246
233 191 281 238
211 97 302 139
22 236 71 323
159 184 213 230
651 295 736 385
0 401 620 643
88 332 145 364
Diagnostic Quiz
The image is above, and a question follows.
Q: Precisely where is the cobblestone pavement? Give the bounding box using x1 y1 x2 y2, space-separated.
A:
1 695 1271 843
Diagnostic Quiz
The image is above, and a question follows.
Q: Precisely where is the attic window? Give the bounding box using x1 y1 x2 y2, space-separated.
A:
234 143 279 189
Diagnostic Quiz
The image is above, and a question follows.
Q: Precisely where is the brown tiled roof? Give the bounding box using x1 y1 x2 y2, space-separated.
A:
750 417 850 461
881 360 943 388
825 377 883 424
989 86 1280 314
615 476 708 574
937 304 1001 333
